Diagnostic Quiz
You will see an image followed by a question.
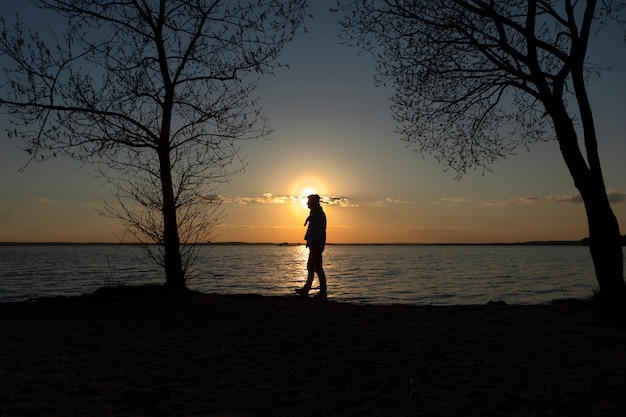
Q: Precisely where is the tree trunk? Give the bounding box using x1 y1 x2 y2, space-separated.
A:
158 144 186 289
582 187 625 306
552 108 625 307
157 94 185 289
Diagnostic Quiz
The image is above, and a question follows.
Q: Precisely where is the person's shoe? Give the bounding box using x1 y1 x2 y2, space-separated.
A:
313 292 327 301
294 288 309 296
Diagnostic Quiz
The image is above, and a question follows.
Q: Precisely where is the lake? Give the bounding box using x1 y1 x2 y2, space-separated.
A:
0 244 612 305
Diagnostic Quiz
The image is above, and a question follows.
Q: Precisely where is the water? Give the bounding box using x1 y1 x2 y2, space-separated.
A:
0 244 611 305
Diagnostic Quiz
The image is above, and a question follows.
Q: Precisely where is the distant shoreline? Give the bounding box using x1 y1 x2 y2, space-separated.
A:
0 240 587 246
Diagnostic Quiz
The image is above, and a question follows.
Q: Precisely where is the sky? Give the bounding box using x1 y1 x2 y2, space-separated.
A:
1 1 626 244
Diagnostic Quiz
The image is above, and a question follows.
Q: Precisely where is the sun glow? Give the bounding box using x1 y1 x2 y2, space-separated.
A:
290 174 328 209
300 187 317 208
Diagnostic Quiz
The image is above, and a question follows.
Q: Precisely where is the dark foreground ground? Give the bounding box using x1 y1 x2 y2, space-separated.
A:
1 288 625 417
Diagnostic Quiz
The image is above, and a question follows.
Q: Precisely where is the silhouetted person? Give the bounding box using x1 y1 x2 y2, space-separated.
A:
295 194 327 300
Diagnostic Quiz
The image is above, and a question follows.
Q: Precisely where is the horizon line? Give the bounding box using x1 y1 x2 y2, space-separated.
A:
0 240 587 246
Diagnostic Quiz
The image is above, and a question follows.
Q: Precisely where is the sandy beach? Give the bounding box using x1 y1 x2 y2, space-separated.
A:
1 288 625 416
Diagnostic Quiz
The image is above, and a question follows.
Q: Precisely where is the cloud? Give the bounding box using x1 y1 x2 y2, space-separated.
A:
517 196 544 204
385 197 412 204
365 197 416 207
484 195 578 206
544 191 626 205
325 196 358 207
544 194 583 204
220 193 358 207
33 197 51 203
435 198 469 206
219 193 293 205
484 190 626 206
221 190 626 209
607 191 626 203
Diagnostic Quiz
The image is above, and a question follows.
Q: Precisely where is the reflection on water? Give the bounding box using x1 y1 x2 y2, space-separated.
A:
191 244 311 295
0 244 613 305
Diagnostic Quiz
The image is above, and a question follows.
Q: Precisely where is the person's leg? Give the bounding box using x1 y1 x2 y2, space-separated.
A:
317 269 327 295
304 253 315 291
296 248 315 295
311 247 327 295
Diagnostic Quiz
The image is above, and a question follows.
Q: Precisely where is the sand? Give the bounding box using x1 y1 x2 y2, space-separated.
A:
1 288 625 416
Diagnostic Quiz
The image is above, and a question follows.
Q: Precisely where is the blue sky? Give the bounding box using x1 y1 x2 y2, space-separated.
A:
1 1 626 243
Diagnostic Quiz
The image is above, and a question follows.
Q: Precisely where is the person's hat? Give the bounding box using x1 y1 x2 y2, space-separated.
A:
307 194 321 202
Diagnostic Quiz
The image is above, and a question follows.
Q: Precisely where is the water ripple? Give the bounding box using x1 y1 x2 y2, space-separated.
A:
0 244 612 305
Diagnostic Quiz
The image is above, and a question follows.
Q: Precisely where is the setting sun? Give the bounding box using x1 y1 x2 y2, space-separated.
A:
290 174 328 208
300 187 317 207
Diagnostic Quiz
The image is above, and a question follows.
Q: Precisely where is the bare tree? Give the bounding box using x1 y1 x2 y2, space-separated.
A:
336 0 626 305
0 0 307 289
